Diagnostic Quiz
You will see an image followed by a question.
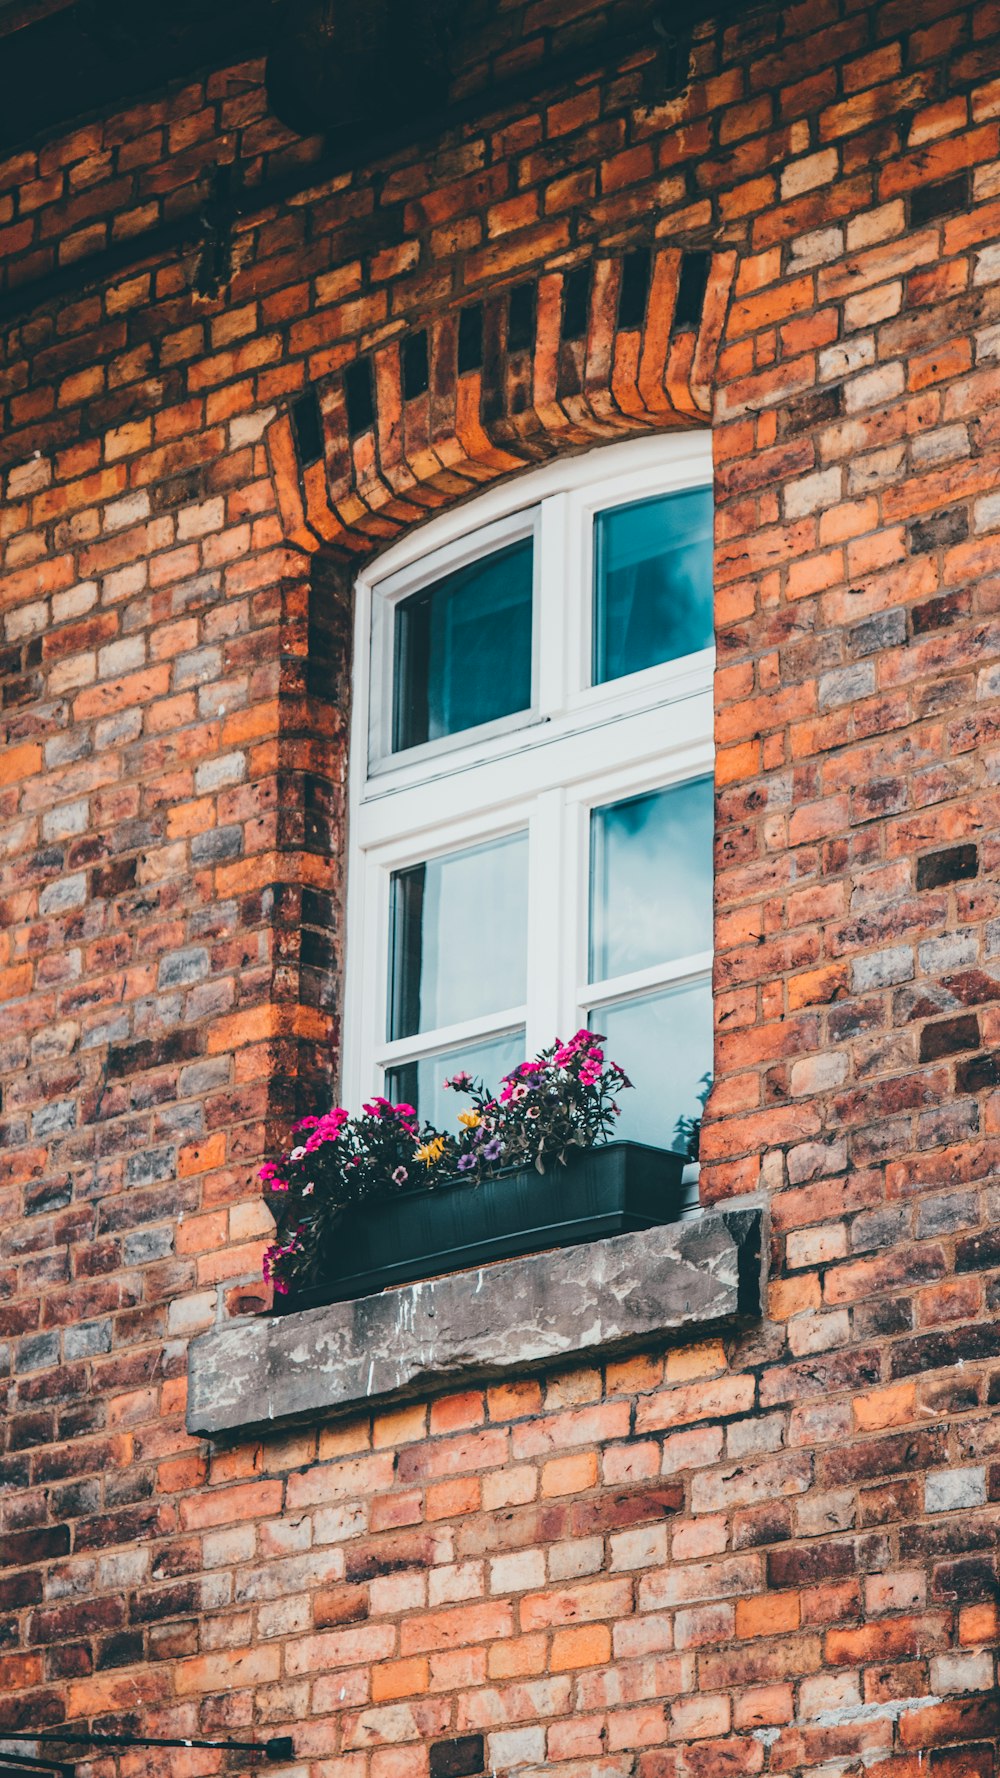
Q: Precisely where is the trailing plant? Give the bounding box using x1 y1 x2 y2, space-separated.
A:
261 1029 631 1298
674 1072 712 1162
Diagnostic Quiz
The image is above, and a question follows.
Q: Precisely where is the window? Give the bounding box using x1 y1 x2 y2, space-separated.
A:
344 434 714 1163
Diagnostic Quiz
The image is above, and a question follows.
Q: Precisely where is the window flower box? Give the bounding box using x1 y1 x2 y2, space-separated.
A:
273 1139 688 1313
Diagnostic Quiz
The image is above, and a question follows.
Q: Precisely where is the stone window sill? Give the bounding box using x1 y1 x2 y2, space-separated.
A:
186 1209 762 1439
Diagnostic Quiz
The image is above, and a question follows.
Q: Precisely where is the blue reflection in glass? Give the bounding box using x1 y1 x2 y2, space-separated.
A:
389 832 528 1040
594 486 713 684
593 981 712 1154
393 538 533 751
388 1030 525 1130
590 777 713 983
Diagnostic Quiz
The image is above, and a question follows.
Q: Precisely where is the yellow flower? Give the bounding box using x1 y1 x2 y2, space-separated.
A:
458 1110 481 1129
414 1135 447 1167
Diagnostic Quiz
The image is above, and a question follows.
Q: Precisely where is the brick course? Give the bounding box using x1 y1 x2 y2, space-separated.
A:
2 0 1000 1773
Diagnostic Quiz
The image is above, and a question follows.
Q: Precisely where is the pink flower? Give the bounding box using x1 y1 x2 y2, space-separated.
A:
290 1145 307 1161
444 1070 471 1088
258 1162 279 1181
511 1084 528 1102
392 1166 408 1185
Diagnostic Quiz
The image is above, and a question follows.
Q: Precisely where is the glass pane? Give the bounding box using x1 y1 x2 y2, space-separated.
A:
594 486 713 685
393 538 533 752
590 777 713 982
388 1030 525 1131
389 832 528 1040
594 981 712 1155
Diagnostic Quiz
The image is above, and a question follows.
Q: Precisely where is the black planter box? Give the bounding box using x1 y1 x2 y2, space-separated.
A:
276 1140 689 1313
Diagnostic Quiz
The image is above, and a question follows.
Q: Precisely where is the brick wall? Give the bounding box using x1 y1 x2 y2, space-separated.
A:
2 0 1000 1772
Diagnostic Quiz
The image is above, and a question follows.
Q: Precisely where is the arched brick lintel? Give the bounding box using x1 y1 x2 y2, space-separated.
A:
267 246 736 558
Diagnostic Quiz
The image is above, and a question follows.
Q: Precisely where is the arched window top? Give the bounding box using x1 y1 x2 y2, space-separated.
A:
343 433 715 1168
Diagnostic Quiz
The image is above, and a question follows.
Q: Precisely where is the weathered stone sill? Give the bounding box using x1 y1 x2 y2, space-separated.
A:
186 1210 762 1438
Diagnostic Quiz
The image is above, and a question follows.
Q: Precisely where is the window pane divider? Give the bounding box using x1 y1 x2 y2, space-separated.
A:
583 951 714 1011
377 1008 528 1068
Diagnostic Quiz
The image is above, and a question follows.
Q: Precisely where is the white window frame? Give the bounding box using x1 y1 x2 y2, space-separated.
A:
342 432 715 1127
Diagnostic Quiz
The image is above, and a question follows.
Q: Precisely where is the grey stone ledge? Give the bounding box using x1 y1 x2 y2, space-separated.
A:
186 1209 762 1439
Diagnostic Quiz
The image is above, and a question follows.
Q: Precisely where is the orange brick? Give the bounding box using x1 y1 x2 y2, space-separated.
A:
541 1451 599 1496
371 1657 429 1701
425 1478 481 1520
736 1592 801 1637
177 1132 226 1178
550 1624 613 1669
0 742 43 785
852 1382 917 1432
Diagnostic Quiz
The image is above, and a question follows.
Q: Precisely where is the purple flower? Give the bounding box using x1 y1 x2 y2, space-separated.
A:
482 1137 502 1162
457 1153 476 1172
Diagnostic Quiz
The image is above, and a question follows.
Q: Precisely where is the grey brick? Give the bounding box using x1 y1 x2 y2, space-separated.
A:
190 827 242 865
847 609 906 658
158 947 210 990
850 1206 909 1253
925 1467 985 1513
818 662 876 709
125 1145 176 1188
17 1330 60 1373
179 1058 231 1097
918 932 978 974
39 873 87 914
32 1099 77 1138
64 1320 112 1361
124 1227 175 1265
194 752 246 794
174 645 222 687
81 1016 131 1050
851 947 913 991
916 1191 979 1239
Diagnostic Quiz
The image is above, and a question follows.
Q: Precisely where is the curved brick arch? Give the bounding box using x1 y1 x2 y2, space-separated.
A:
267 244 736 557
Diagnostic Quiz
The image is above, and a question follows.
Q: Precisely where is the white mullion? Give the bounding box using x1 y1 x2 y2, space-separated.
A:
343 849 391 1111
525 788 564 1057
354 695 714 849
377 1006 528 1069
535 491 569 716
584 952 714 1012
561 787 591 1043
